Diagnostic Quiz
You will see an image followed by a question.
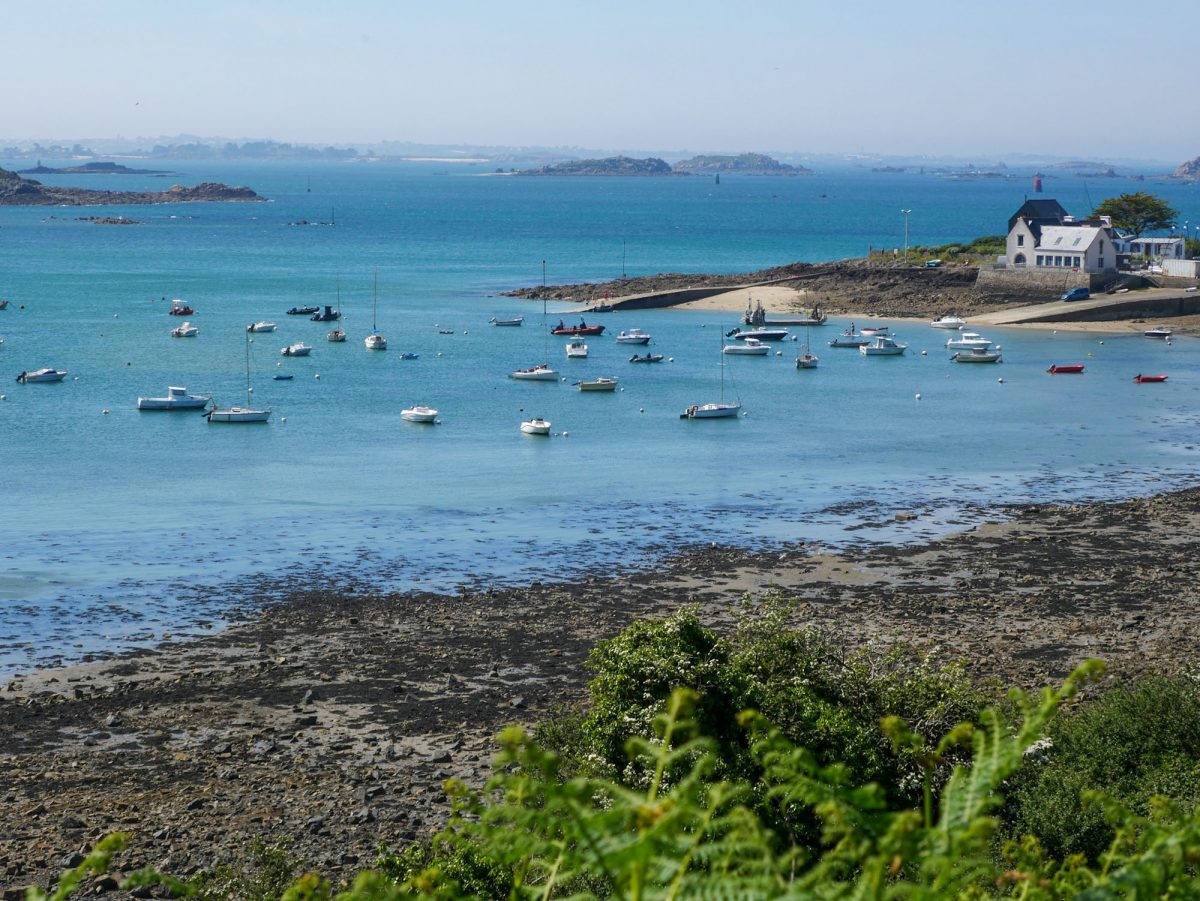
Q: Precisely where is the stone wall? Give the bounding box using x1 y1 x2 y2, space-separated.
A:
975 267 1112 300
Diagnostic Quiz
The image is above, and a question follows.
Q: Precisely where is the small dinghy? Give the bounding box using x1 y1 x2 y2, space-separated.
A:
1134 374 1168 383
629 353 664 363
286 305 319 316
1048 364 1085 374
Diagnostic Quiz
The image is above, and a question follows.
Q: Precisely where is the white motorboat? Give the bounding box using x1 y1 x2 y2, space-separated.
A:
577 376 618 391
931 315 967 330
733 327 789 342
723 337 770 355
490 316 524 327
281 343 312 357
327 327 347 342
16 368 68 383
137 385 210 410
520 417 552 435
207 333 270 424
860 325 889 335
365 270 387 350
615 328 652 345
945 331 992 350
830 326 870 347
565 337 589 358
860 335 908 356
170 321 198 337
510 363 560 381
951 347 1003 363
401 405 439 423
247 321 277 333
1144 327 1173 339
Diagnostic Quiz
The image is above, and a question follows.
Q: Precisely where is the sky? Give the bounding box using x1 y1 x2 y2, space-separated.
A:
6 0 1199 161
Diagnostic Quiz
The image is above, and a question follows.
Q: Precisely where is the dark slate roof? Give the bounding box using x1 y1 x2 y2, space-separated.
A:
1008 199 1069 234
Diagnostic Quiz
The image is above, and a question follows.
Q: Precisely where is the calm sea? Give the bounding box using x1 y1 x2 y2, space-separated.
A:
2 160 1198 673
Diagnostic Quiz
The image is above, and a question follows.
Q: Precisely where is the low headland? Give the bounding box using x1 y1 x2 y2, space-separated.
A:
515 152 808 176
17 162 178 176
0 165 263 206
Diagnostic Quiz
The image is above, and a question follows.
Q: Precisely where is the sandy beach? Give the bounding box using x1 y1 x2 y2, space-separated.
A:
4 485 1200 892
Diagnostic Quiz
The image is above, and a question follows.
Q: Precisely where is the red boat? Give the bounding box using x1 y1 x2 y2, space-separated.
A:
168 300 194 316
1134 374 1168 383
550 320 605 336
1047 364 1085 374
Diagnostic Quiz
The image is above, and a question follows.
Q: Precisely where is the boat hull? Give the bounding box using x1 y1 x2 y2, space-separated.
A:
206 408 271 423
490 318 524 327
137 397 209 410
951 351 1002 363
578 378 618 391
401 407 439 422
1134 375 1168 383
1048 365 1085 374
16 369 67 383
551 326 605 336
682 403 741 419
510 368 559 381
520 420 551 435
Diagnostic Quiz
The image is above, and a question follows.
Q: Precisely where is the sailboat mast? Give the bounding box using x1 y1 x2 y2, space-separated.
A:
245 332 253 406
373 270 378 331
542 259 548 360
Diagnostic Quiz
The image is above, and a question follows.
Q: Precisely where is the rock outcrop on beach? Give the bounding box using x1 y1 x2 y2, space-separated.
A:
505 259 991 317
671 153 810 175
517 156 674 176
0 165 264 205
1174 156 1200 179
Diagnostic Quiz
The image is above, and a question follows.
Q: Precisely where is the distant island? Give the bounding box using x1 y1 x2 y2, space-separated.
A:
517 152 810 177
1174 156 1200 179
0 165 264 206
17 161 178 176
517 156 675 176
671 153 810 175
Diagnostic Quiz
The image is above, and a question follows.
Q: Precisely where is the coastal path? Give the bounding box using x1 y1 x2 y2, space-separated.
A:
972 286 1200 326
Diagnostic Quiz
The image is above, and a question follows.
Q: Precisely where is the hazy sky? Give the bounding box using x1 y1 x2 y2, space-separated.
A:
7 0 1198 160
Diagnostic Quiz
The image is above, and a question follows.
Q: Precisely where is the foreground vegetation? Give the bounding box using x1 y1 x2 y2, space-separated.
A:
28 604 1200 898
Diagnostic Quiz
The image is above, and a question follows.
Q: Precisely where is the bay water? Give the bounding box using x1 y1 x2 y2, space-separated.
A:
2 160 1199 674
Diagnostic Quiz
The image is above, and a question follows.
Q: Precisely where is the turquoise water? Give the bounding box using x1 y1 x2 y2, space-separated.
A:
2 161 1199 673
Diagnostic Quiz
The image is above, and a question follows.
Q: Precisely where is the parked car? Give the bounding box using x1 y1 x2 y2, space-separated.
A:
1148 264 1164 275
924 259 942 268
1061 287 1091 301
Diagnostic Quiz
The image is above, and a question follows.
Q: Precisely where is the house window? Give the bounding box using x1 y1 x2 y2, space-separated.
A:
1099 256 1104 268
1055 255 1063 266
1036 255 1044 266
1074 256 1081 267
1017 234 1025 247
1015 253 1026 265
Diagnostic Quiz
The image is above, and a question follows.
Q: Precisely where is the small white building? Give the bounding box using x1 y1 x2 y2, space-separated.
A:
1114 235 1186 261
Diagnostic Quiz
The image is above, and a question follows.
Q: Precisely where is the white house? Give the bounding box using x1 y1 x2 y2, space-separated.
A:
1003 199 1117 273
1032 225 1114 273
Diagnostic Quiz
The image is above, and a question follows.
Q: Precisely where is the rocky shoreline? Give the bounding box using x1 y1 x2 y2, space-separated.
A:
0 165 263 206
3 486 1199 893
501 259 1027 319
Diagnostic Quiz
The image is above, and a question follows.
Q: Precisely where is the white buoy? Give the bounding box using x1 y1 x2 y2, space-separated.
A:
915 393 922 400
997 377 1004 383
113 313 119 318
639 407 644 413
791 335 798 342
247 387 253 393
437 352 443 357
102 409 109 415
562 431 569 437
1099 340 1104 345
314 373 321 379
775 351 782 356
0 395 6 400
281 417 287 423
668 357 674 362
920 350 927 356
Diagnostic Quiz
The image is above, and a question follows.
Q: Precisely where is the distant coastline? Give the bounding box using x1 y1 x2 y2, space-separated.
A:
0 165 264 206
515 152 809 177
17 161 178 176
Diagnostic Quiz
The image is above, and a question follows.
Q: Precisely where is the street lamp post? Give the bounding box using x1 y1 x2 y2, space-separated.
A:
901 209 912 262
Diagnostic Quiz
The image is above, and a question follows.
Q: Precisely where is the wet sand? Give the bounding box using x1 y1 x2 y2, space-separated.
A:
3 488 1200 891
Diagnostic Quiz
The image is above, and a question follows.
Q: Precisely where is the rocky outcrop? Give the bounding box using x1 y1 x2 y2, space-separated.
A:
1174 156 1200 179
18 161 177 176
672 153 810 175
517 156 675 176
0 166 264 205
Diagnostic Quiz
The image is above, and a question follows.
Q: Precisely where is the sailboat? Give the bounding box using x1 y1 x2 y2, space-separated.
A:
510 259 559 381
796 324 819 369
327 274 347 342
681 337 742 419
207 332 271 423
364 270 387 350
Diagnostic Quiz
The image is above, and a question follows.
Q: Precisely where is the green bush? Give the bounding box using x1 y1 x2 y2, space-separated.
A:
1006 674 1200 861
